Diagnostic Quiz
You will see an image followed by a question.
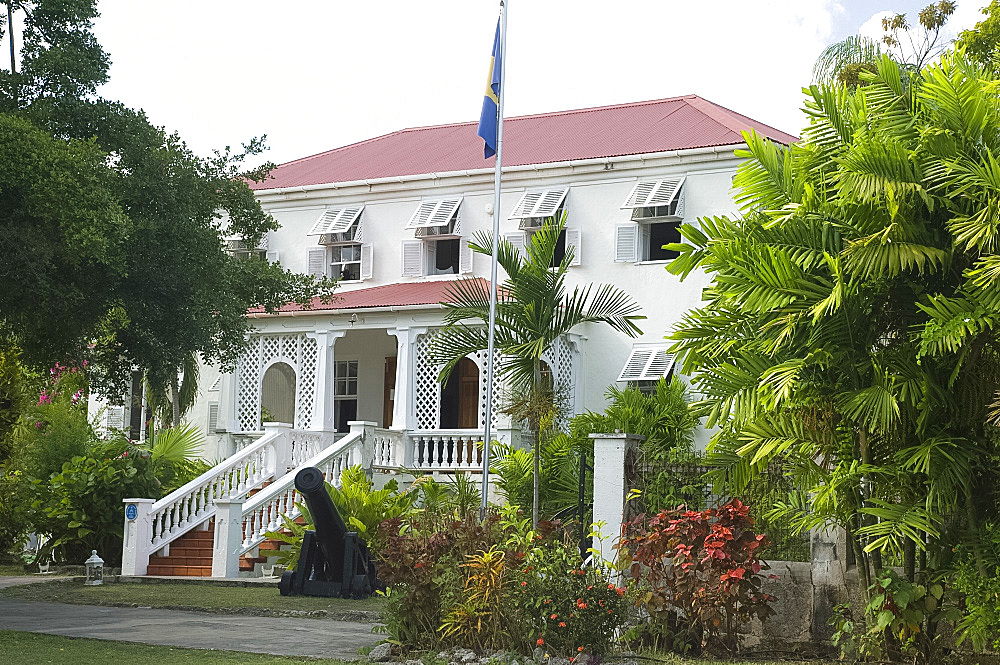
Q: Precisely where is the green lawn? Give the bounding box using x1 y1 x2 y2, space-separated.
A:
0 580 385 617
0 631 353 664
0 564 32 576
0 631 836 665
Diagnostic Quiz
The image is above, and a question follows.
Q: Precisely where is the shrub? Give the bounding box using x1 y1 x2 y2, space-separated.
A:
619 499 776 653
31 439 157 564
379 509 631 656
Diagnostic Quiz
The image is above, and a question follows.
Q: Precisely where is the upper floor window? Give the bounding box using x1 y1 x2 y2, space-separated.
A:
507 188 580 267
402 197 472 277
615 178 686 263
306 205 372 281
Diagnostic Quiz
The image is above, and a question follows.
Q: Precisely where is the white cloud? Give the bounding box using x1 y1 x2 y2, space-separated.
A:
89 1 847 167
858 10 894 41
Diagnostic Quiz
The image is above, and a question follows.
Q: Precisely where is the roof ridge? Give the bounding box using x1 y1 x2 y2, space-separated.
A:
684 96 796 139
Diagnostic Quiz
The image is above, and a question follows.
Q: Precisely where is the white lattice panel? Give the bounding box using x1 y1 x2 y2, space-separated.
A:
296 337 318 429
543 335 578 429
236 333 319 431
414 331 441 430
473 348 503 430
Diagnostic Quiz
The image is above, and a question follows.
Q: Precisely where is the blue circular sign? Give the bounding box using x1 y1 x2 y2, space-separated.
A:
125 504 138 520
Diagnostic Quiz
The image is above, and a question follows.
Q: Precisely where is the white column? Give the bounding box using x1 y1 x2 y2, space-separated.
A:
388 327 425 431
309 330 346 432
121 498 155 576
590 432 645 564
212 498 245 578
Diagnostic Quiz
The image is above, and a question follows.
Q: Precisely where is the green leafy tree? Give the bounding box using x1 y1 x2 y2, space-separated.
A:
667 53 1000 658
0 0 336 401
428 216 644 526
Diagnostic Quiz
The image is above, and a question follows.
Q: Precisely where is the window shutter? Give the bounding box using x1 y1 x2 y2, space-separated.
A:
424 241 437 272
265 250 279 264
459 239 474 274
208 403 220 433
106 405 125 431
360 243 374 280
614 224 638 263
565 228 582 266
307 247 328 277
503 231 527 260
401 240 424 277
353 219 365 242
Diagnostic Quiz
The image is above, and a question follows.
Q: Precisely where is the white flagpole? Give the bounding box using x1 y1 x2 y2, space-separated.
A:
480 0 507 518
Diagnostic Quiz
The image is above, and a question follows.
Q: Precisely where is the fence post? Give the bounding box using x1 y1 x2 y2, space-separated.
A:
349 420 377 469
121 498 155 576
589 432 644 564
263 421 293 476
212 498 245 578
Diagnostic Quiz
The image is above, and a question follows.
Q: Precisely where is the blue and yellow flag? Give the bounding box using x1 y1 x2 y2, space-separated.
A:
477 20 502 159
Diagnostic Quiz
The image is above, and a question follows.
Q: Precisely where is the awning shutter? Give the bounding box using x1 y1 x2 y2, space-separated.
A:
308 205 364 235
621 178 685 209
508 188 568 220
617 346 676 381
405 197 463 229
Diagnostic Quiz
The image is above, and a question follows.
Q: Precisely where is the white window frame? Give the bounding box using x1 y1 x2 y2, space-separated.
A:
308 243 373 282
333 360 359 432
402 237 473 277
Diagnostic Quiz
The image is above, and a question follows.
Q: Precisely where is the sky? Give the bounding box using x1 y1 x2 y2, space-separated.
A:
12 1 993 167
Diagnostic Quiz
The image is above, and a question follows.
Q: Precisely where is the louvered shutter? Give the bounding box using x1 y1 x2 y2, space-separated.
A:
565 228 582 266
614 224 638 263
621 178 685 208
618 349 653 381
360 243 374 280
208 403 220 433
503 231 527 260
424 241 437 273
401 240 424 277
534 189 568 217
509 192 542 219
618 347 675 381
459 239 474 274
307 247 328 277
265 250 279 264
106 405 126 431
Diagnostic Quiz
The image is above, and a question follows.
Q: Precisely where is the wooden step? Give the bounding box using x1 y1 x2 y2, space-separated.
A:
166 546 212 558
146 564 212 576
257 540 283 552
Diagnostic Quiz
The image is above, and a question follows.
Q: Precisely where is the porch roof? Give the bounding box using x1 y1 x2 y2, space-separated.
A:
250 278 488 317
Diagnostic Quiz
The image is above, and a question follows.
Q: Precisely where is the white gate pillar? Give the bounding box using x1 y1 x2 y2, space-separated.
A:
389 327 425 431
310 330 346 432
212 498 245 578
589 432 644 564
121 498 155 576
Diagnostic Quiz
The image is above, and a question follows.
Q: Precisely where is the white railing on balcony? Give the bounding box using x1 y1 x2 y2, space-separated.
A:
372 427 404 468
408 429 485 471
236 429 362 557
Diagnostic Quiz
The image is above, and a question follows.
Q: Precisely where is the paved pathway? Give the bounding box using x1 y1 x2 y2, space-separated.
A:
0 575 71 589
0 597 379 659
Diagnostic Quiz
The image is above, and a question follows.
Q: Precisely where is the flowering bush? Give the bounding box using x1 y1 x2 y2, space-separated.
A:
619 499 776 653
378 508 631 656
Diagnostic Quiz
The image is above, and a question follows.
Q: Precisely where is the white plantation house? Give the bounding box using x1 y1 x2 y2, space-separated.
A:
112 96 796 577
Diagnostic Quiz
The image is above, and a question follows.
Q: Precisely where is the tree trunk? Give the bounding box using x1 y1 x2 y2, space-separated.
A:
170 375 180 428
903 539 916 582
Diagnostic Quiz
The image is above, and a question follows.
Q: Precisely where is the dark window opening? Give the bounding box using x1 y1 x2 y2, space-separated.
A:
334 400 358 433
551 230 566 267
647 221 681 261
434 238 460 275
440 358 479 429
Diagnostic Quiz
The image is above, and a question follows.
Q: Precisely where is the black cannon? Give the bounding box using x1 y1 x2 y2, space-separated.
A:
278 466 377 598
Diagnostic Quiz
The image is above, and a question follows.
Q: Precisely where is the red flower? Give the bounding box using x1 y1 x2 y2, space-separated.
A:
577 646 585 652
536 638 544 646
559 621 566 628
550 613 558 620
521 581 527 586
414 561 424 569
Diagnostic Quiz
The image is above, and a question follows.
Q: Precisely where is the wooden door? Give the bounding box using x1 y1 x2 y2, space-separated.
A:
382 357 397 428
457 359 479 429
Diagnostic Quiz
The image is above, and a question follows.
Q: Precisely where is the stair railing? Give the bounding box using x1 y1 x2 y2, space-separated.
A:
122 422 296 576
211 421 372 577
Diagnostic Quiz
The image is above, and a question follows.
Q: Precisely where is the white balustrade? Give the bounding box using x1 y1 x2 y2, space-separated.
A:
233 430 363 564
372 428 404 468
407 430 485 471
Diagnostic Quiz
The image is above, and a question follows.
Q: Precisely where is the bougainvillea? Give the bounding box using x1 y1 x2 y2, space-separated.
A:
619 499 776 652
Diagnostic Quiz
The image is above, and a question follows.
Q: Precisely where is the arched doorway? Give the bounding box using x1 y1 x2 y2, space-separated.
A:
440 357 480 429
260 362 296 425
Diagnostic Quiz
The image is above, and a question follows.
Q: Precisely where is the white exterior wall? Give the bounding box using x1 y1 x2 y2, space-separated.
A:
197 146 746 452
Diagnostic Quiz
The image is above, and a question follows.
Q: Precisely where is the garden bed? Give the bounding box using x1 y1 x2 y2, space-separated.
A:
0 579 385 622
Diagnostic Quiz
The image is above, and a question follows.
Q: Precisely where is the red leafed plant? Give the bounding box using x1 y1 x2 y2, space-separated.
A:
618 499 777 652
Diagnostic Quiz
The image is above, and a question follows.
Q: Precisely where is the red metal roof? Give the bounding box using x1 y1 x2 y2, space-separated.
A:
250 279 487 316
251 96 797 191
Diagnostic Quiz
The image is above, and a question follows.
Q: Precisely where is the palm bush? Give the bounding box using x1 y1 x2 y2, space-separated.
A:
429 215 643 525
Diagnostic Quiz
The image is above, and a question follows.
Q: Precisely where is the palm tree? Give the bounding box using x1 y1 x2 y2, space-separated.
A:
812 34 887 85
429 215 644 526
145 353 200 429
